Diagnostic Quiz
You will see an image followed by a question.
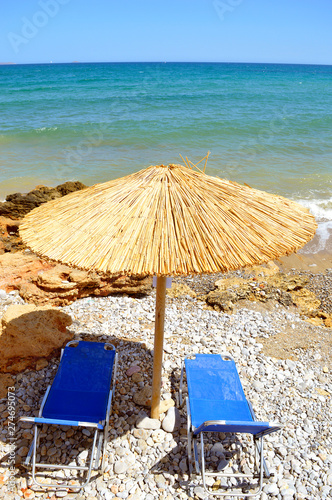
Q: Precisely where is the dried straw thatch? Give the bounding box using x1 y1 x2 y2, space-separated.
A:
20 164 316 276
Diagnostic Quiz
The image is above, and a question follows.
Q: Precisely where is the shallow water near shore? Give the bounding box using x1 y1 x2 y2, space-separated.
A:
1 62 331 252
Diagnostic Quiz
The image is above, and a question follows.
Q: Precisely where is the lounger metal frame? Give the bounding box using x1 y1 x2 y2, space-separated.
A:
179 353 282 497
20 340 118 490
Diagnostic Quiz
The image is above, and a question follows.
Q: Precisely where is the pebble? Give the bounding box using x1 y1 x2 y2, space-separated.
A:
114 461 129 474
136 412 161 430
159 398 174 414
161 407 181 433
126 366 140 377
133 386 151 407
0 288 331 500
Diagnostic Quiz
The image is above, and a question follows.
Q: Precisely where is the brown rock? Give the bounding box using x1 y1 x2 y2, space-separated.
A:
0 304 73 373
132 372 143 383
35 266 99 292
167 283 196 299
133 386 152 407
0 216 20 237
159 398 175 414
0 181 87 219
324 315 332 328
291 288 321 316
0 252 54 292
23 267 152 306
271 274 309 291
206 290 236 312
306 317 324 327
0 182 86 255
0 373 15 398
208 272 311 314
244 260 280 277
0 216 24 253
0 251 152 306
35 359 49 371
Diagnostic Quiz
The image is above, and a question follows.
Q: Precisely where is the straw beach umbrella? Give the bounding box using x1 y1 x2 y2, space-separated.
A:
20 164 316 418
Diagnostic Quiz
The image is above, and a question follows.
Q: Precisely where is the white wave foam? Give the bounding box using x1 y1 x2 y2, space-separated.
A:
300 221 332 254
35 127 58 133
295 197 332 253
297 197 332 222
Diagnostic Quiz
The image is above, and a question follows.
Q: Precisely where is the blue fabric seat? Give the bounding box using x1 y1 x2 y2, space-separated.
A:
42 341 115 423
179 353 282 497
20 341 118 490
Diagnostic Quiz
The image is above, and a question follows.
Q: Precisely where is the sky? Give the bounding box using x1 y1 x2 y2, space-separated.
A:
0 0 331 65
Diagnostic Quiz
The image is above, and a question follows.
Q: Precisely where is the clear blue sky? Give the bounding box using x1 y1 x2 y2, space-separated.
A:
1 0 331 65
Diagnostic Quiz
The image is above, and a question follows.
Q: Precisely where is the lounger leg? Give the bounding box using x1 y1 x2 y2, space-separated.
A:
193 436 200 474
197 432 266 498
84 429 99 487
257 436 264 494
31 424 39 485
179 361 185 407
187 429 193 477
95 433 104 469
29 426 100 490
101 415 110 472
25 441 34 467
200 433 207 488
185 398 193 476
249 401 270 479
254 436 270 478
101 352 118 472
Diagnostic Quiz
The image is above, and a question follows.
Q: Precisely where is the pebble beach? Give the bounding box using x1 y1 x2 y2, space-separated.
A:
0 265 331 500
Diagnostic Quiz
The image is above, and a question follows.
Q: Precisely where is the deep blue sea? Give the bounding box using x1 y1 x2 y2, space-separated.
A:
0 62 331 252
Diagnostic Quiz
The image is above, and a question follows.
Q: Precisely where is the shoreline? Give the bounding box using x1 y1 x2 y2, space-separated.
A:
277 250 332 274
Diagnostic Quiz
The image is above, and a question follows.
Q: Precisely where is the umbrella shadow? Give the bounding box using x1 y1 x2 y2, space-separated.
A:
149 365 190 484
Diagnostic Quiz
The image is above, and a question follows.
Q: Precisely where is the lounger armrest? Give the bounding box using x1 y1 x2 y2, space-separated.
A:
19 416 103 430
193 419 283 437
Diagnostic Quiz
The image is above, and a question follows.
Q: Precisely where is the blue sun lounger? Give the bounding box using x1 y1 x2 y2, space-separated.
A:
179 353 282 497
20 340 118 490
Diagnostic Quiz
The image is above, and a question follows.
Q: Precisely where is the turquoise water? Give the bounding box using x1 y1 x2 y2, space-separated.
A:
0 62 332 251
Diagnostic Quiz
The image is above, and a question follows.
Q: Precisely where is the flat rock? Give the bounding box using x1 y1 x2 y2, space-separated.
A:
167 283 196 298
136 411 161 430
0 251 152 306
0 304 73 373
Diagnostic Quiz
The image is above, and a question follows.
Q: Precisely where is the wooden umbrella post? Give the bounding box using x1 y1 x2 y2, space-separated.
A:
151 276 167 419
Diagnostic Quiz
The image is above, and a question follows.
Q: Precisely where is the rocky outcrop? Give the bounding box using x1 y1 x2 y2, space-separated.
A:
0 182 153 304
0 181 87 219
167 283 196 299
0 181 87 254
206 271 332 326
0 252 54 291
0 216 23 254
0 251 152 306
0 304 73 373
206 273 308 312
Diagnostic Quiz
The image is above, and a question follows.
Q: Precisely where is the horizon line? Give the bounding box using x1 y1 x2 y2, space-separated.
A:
1 60 332 67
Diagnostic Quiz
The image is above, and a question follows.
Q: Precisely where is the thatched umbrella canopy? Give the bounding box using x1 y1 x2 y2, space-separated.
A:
20 164 316 417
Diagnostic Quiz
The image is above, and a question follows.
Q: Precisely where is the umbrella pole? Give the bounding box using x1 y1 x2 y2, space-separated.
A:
151 276 167 419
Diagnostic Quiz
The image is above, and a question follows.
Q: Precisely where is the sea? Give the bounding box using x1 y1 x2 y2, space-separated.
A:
0 62 331 253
